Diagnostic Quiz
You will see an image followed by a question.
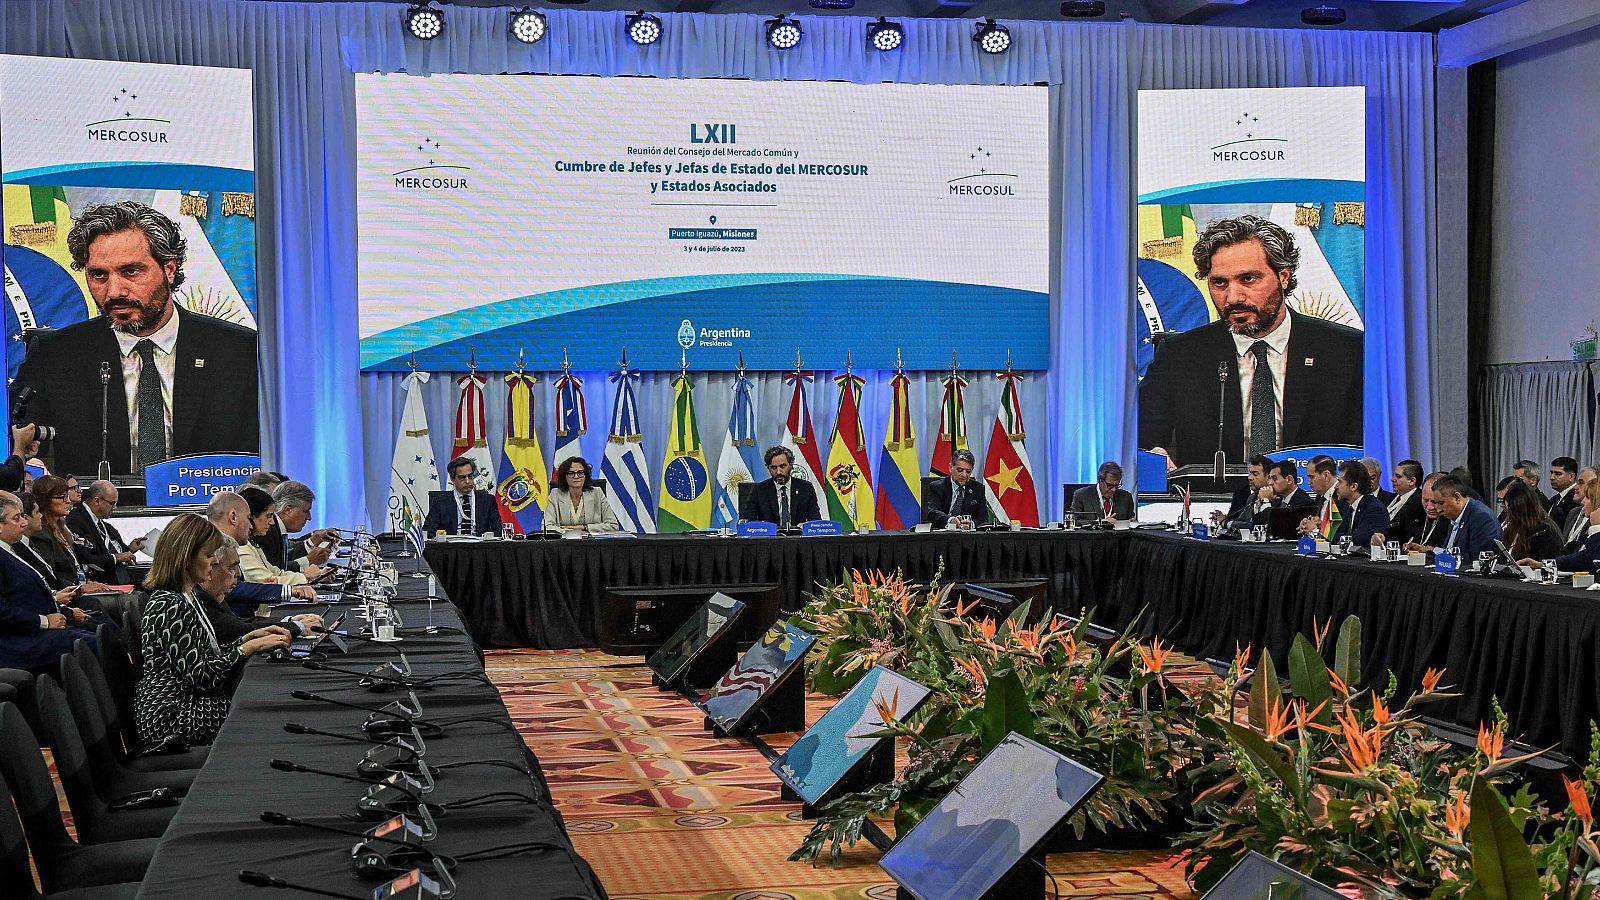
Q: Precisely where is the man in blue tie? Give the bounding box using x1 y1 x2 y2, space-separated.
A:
1433 474 1504 560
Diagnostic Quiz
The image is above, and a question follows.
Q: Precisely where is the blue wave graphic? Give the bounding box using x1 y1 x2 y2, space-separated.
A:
4 162 254 192
361 275 1048 371
1138 177 1364 205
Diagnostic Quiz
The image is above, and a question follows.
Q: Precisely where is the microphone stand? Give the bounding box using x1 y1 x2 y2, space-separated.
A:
98 361 112 482
1214 361 1229 483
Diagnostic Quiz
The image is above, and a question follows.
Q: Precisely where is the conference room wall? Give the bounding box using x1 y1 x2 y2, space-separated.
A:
1485 23 1600 366
1 2 1438 528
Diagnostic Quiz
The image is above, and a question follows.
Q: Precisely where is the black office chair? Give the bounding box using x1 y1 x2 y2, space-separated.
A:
737 482 755 515
0 703 158 893
95 623 141 752
30 677 178 844
74 641 207 773
118 606 144 675
0 670 28 724
1062 483 1094 518
0 763 140 900
919 476 942 519
57 654 196 793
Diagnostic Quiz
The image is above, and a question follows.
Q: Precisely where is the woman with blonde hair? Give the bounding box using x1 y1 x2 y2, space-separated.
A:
134 513 290 744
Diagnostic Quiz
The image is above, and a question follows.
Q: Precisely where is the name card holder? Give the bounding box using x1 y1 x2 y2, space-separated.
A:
1434 551 1459 575
736 521 778 537
801 520 843 537
1297 536 1318 556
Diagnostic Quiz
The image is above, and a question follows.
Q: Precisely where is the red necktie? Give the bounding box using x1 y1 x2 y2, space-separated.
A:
1102 495 1111 516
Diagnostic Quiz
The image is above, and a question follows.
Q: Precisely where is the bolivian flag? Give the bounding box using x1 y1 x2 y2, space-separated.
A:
657 373 711 532
1319 499 1342 542
824 373 875 532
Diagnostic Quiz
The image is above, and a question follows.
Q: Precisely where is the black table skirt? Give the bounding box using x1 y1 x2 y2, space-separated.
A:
425 530 1129 651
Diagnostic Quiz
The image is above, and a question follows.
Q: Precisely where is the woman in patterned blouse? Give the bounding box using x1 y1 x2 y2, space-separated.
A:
134 513 292 744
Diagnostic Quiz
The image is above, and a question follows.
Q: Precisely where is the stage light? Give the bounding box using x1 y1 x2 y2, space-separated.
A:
767 16 803 51
973 19 1010 55
1060 1 1107 16
1301 5 1347 25
404 3 445 40
867 18 903 52
510 8 546 43
626 11 662 45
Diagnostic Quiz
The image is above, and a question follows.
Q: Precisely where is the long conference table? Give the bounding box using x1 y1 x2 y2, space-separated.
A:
426 529 1600 762
134 550 608 899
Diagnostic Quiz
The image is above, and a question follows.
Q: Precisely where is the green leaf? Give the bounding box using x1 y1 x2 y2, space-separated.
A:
812 640 867 695
978 666 1034 754
1247 649 1280 731
932 618 962 652
894 793 942 836
1288 634 1334 725
1004 598 1033 634
1217 719 1300 798
1333 615 1362 689
1468 775 1543 900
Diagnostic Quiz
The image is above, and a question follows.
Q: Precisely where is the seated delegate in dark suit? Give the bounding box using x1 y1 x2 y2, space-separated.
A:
1376 460 1427 547
1329 461 1390 548
423 457 504 536
1212 455 1271 529
1069 460 1136 522
1432 474 1504 559
1251 460 1314 528
66 480 144 585
1549 532 1600 574
1138 216 1363 469
922 451 990 530
195 541 321 643
742 447 821 527
1556 479 1599 555
0 492 96 672
1546 457 1581 527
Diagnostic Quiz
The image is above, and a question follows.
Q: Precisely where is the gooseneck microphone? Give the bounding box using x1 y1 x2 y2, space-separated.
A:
1215 361 1230 482
238 870 368 900
291 689 422 721
268 759 443 825
301 659 417 689
283 722 421 752
260 811 453 867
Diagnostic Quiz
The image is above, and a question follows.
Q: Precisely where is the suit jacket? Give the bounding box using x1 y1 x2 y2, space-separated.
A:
222 579 287 618
1339 494 1391 547
1562 508 1596 553
544 488 621 531
1374 488 1396 506
1548 487 1581 530
422 489 503 536
28 530 81 589
238 540 306 587
0 544 90 671
1069 485 1136 520
12 307 259 477
744 477 822 527
65 505 132 585
1252 486 1315 526
1383 490 1426 546
1555 531 1600 573
922 478 990 529
1415 516 1449 549
1441 498 1505 559
1138 310 1364 466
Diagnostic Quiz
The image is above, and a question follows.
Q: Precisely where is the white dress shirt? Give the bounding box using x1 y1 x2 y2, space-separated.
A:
113 310 180 469
1231 314 1293 451
1387 488 1416 520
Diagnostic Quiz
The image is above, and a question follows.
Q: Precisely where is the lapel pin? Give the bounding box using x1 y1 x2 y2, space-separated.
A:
195 359 205 367
1303 358 1314 366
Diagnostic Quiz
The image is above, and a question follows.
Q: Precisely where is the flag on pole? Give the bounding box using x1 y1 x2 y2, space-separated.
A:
712 373 764 528
876 370 920 530
982 371 1040 527
496 373 548 533
929 372 969 476
1318 498 1342 541
451 373 495 491
388 370 437 547
551 370 586 481
657 373 712 532
824 373 875 532
600 368 656 533
780 371 826 486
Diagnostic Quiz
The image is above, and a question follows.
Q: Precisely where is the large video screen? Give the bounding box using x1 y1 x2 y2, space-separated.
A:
355 74 1049 372
1135 87 1366 470
1 55 258 479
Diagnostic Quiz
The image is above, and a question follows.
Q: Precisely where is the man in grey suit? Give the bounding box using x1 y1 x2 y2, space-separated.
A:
1070 461 1136 523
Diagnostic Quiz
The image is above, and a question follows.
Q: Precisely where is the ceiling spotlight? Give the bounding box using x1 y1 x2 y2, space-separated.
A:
510 8 547 43
1301 5 1347 25
1060 1 1107 16
767 16 803 50
626 11 662 45
867 18 903 52
973 19 1010 55
404 3 445 40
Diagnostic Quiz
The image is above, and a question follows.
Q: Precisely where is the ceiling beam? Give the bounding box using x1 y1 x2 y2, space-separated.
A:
1438 0 1600 66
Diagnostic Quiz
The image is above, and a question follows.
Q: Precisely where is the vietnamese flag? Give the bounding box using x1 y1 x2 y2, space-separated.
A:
982 372 1040 527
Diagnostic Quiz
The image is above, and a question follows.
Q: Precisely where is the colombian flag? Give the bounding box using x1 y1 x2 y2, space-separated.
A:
875 371 920 530
657 373 712 532
824 373 875 532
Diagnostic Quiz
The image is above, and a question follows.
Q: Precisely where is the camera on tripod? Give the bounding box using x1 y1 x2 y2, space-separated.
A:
9 387 56 442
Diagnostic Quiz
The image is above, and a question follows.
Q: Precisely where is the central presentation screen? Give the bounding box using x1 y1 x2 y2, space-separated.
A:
356 74 1049 372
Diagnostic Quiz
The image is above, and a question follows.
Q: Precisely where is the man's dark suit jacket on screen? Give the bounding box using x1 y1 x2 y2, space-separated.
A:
12 307 259 477
1138 309 1364 466
922 478 990 529
743 477 822 526
423 489 504 535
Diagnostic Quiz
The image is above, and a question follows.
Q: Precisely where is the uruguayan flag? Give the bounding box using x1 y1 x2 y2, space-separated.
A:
712 374 764 528
600 369 657 533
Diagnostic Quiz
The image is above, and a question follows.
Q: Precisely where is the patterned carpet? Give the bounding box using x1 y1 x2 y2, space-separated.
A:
487 649 1198 900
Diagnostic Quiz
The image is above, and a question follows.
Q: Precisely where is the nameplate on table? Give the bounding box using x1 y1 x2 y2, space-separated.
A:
1297 536 1318 556
736 521 778 537
1434 551 1459 575
801 520 843 536
1190 523 1209 541
144 453 263 507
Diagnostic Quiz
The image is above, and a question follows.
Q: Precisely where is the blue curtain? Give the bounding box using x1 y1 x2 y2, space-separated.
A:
1 1 1436 527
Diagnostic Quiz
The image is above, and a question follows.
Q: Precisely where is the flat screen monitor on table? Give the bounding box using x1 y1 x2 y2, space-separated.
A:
771 666 931 805
647 593 746 685
699 622 815 734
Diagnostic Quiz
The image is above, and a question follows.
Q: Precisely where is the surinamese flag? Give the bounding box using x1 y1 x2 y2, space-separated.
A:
497 373 548 533
388 371 438 544
982 371 1040 527
712 373 764 528
657 373 712 532
601 368 656 533
875 370 921 531
824 373 875 532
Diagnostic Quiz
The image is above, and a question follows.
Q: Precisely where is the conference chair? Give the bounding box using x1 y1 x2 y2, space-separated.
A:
737 481 755 514
73 642 207 773
57 653 196 793
919 476 941 515
0 703 159 893
30 676 177 843
119 604 145 675
96 622 141 750
0 670 25 718
0 764 140 900
1061 483 1094 517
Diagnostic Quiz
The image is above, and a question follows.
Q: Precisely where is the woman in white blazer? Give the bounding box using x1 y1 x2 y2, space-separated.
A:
545 456 621 532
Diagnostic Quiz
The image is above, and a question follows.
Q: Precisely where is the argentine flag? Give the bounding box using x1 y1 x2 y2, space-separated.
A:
712 374 764 528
